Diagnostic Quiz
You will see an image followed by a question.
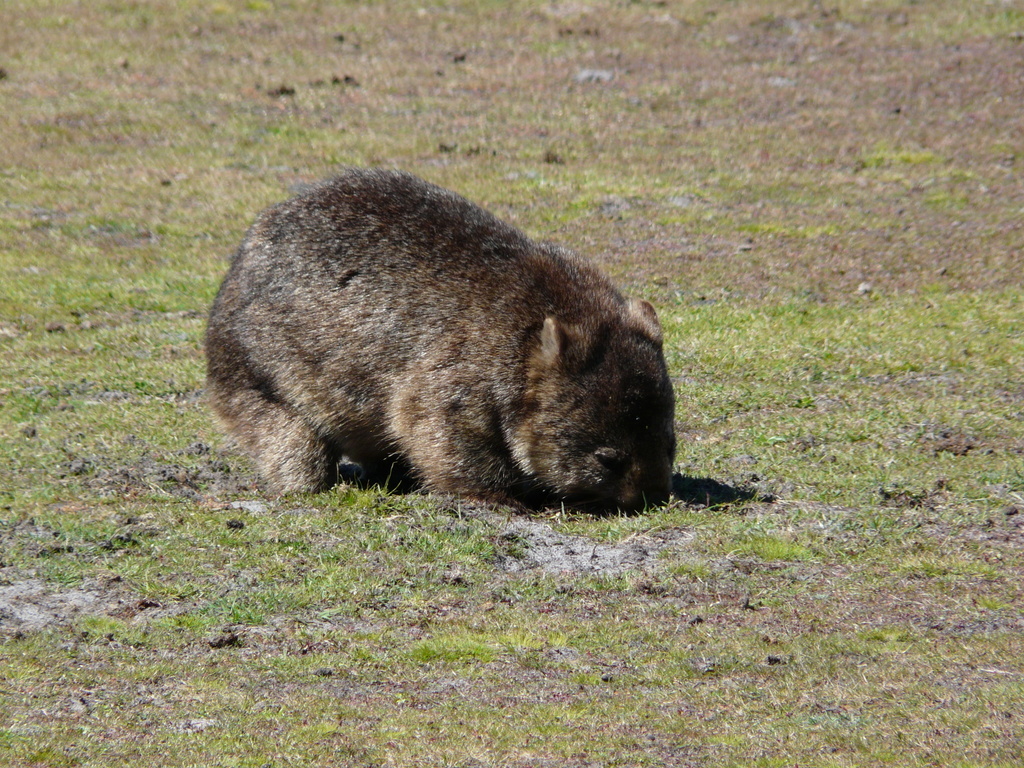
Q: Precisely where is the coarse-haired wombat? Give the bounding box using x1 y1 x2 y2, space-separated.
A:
206 168 675 511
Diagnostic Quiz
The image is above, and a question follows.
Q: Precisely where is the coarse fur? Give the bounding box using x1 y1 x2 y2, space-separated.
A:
206 169 676 511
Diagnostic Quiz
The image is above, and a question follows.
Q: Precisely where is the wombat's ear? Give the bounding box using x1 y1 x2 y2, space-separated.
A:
628 298 663 346
539 316 590 370
538 316 565 368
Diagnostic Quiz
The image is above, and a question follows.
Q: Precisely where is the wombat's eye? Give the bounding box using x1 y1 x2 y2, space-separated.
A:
594 447 627 474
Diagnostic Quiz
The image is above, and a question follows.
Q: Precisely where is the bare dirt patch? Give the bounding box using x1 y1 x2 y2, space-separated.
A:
0 577 158 635
0 579 111 633
495 519 692 575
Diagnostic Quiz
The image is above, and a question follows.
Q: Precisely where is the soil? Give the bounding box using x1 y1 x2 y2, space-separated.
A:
0 576 184 636
494 518 693 575
0 579 115 633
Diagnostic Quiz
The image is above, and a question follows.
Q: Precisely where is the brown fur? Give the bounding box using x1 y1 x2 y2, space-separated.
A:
205 169 675 511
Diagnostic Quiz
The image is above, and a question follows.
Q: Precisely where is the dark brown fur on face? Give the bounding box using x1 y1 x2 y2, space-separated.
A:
205 169 675 511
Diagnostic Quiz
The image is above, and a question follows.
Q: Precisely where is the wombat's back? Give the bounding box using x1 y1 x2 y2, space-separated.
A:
228 169 616 327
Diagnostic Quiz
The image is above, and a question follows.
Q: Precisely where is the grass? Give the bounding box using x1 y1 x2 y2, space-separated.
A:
2 0 1023 766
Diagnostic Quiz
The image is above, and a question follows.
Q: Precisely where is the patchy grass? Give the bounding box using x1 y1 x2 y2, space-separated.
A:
1 1 1023 766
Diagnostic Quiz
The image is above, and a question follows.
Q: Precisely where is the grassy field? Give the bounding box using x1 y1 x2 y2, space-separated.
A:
2 1 1022 766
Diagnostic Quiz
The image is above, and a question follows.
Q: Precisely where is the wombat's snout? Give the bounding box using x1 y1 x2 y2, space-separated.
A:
562 444 673 513
571 477 670 514
613 464 673 512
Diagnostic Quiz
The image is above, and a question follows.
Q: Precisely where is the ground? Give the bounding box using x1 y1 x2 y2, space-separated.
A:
1 1 1022 766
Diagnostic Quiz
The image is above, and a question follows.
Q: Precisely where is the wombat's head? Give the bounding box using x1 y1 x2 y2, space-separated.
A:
514 299 676 512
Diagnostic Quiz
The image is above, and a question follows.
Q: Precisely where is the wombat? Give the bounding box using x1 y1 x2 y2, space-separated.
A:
205 169 675 511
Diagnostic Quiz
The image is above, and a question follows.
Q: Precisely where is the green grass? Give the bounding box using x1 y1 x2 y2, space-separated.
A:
2 0 1023 766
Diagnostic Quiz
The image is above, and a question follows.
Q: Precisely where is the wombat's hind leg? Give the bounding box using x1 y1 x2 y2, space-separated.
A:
215 390 340 495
